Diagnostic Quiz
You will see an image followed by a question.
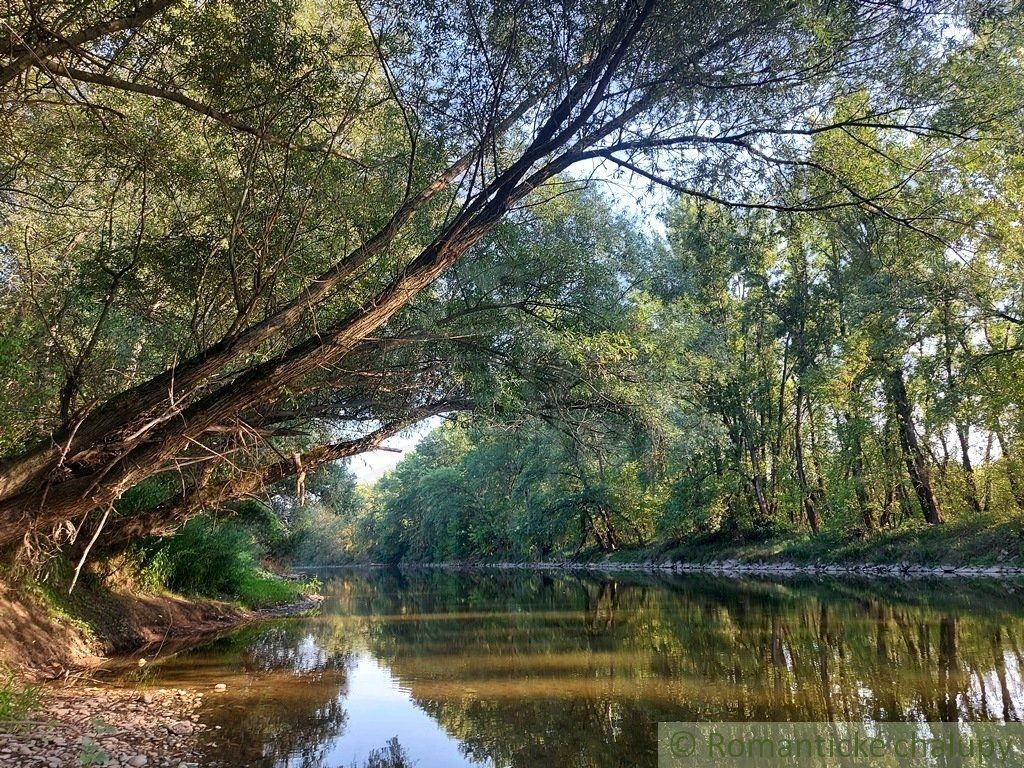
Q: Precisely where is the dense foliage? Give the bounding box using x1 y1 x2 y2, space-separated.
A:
134 501 301 605
293 110 1024 562
0 0 1021 568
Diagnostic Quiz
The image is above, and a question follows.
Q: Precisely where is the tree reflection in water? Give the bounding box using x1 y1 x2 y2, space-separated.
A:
354 737 414 768
137 570 1024 768
147 619 354 767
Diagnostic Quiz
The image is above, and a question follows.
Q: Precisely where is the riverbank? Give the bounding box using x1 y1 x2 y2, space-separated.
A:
591 519 1024 576
322 516 1024 577
623 517 1022 569
425 559 1024 577
0 557 321 678
0 584 223 768
0 685 207 768
0 569 320 766
3 589 322 678
0 577 252 677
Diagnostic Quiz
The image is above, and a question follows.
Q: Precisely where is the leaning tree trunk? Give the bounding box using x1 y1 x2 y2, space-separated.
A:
0 81 541 506
0 0 656 551
90 403 465 555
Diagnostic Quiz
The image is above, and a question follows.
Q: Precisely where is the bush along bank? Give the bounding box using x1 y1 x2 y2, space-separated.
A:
391 514 1024 577
0 505 321 768
1 503 320 677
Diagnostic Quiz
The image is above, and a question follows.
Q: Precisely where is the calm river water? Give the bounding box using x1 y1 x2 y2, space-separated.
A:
125 568 1024 767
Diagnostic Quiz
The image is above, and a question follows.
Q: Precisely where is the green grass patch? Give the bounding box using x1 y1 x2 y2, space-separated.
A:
138 516 303 608
0 667 41 723
231 571 302 608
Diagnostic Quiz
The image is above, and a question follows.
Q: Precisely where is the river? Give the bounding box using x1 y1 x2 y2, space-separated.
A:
120 568 1024 767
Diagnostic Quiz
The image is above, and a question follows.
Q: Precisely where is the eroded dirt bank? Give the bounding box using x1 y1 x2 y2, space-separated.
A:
0 579 251 677
0 575 318 767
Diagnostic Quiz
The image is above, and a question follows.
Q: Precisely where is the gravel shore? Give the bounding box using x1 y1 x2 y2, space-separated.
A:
411 560 1024 577
0 685 207 768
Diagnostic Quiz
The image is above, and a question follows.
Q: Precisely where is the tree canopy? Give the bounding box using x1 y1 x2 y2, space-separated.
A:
0 0 1021 563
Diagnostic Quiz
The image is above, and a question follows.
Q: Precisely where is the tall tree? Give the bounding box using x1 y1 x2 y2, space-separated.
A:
0 0 1012 553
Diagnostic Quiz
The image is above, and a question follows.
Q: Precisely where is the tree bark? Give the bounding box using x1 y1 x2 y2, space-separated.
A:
794 383 818 534
886 366 943 525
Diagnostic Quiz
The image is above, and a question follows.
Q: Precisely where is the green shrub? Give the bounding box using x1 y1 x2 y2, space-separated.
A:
140 517 300 608
230 500 289 557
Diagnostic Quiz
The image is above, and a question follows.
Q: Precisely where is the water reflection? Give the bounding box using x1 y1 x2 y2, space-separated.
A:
136 570 1024 768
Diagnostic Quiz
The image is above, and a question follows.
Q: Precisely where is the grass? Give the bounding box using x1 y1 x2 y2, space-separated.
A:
138 516 305 608
231 570 303 608
602 511 1024 568
0 667 41 724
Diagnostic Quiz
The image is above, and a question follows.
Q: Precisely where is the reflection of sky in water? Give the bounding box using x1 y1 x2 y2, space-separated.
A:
323 652 488 768
291 635 328 675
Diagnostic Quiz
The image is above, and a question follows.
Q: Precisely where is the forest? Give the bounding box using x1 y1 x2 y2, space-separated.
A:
289 179 1024 564
2 0 1024 578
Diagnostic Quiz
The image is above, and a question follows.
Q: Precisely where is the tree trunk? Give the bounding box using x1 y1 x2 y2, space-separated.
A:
849 427 875 532
955 423 983 515
747 437 772 525
0 75 543 507
995 429 1024 511
794 383 818 534
91 402 465 554
0 2 656 550
886 366 943 525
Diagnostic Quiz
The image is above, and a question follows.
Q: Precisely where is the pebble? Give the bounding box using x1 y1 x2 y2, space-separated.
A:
0 686 207 767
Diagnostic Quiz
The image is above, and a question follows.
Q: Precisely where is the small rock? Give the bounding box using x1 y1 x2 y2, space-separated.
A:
213 683 227 691
168 722 194 736
129 755 149 767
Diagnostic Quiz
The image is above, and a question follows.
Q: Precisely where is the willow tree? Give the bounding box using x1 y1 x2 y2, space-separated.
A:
0 0 1008 552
